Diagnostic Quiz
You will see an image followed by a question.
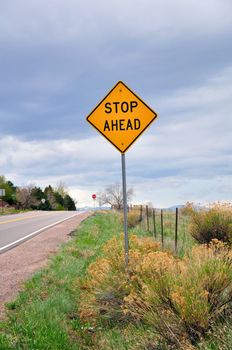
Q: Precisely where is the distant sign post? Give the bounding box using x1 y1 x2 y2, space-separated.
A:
92 194 96 209
0 189 6 213
86 81 158 266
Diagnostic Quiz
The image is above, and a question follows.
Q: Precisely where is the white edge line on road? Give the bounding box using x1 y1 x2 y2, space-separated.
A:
0 212 85 254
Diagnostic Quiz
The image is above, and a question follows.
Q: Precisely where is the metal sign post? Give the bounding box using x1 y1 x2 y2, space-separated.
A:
121 153 129 267
86 81 158 268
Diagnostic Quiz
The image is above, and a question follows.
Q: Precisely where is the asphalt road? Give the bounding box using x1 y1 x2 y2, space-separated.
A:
0 211 82 253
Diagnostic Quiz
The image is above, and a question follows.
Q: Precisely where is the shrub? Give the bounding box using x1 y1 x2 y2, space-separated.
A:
79 234 160 325
79 234 232 349
55 203 65 211
124 240 232 348
180 201 195 216
119 211 141 228
189 206 232 244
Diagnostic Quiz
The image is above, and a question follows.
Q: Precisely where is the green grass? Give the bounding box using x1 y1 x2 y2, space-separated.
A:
0 212 164 349
131 210 195 256
1 211 231 350
197 317 232 350
0 212 123 349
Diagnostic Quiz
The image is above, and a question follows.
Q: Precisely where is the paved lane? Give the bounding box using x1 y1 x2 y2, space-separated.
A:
0 211 82 253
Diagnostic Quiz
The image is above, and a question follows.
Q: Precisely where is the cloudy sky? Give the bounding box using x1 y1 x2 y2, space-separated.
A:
0 0 232 207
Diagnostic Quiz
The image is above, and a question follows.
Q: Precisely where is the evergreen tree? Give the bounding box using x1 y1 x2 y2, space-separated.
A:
64 194 76 211
44 185 57 210
54 191 64 209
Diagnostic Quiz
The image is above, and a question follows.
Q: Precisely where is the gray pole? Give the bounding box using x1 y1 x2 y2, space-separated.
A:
121 153 129 267
175 207 178 255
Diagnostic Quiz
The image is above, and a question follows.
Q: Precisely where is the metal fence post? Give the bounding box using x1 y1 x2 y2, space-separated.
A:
146 205 149 231
161 209 164 248
140 205 143 222
175 207 178 254
153 208 156 239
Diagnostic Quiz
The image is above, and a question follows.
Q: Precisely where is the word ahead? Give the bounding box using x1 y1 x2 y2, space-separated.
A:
104 118 140 131
86 81 158 153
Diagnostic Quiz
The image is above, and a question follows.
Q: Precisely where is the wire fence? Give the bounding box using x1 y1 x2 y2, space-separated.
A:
126 205 193 255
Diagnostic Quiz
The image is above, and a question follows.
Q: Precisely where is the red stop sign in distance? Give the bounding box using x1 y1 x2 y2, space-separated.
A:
92 194 96 200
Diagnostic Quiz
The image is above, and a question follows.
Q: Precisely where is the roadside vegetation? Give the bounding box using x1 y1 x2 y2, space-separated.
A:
0 208 30 216
130 205 195 256
1 205 232 349
189 202 232 244
0 175 76 213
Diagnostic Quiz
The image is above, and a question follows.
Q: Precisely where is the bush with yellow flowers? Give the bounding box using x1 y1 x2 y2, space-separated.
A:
124 239 232 348
79 234 160 325
79 234 232 349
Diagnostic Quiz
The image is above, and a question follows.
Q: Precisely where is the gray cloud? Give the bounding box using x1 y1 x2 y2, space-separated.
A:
0 0 232 140
0 0 231 206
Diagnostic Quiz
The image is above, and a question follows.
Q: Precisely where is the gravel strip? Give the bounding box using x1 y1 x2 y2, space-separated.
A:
0 211 90 319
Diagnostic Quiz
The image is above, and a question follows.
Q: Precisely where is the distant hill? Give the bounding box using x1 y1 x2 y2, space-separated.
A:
162 205 184 212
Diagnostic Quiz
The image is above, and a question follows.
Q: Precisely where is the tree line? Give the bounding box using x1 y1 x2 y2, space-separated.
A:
0 175 76 211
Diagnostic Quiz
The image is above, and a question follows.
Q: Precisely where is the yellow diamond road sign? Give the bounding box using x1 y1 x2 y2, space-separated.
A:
86 81 158 153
